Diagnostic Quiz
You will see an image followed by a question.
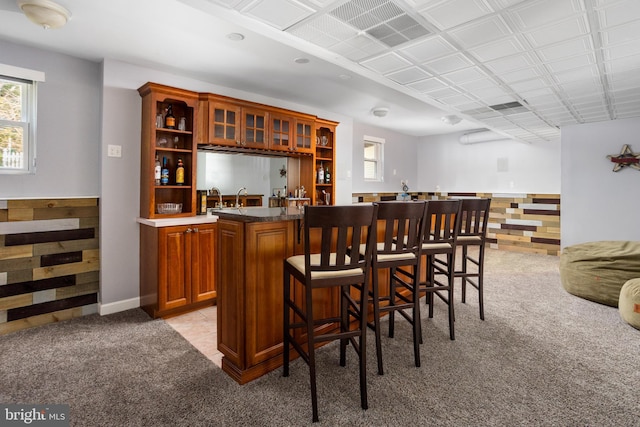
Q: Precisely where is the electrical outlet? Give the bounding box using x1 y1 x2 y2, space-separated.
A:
107 144 122 158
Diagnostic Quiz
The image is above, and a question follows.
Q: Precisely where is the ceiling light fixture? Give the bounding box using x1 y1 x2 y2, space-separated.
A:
441 115 462 125
372 107 389 118
226 33 245 41
18 0 71 30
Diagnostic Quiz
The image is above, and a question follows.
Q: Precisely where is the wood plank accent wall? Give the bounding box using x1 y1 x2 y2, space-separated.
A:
0 198 100 335
352 192 560 256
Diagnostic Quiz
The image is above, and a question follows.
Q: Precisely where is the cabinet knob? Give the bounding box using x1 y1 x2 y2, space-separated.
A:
193 227 199 232
186 228 192 233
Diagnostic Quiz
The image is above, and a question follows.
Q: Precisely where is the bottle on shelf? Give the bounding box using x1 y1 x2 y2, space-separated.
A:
175 157 185 185
317 162 324 184
154 155 161 185
165 104 176 129
161 157 169 185
324 164 331 184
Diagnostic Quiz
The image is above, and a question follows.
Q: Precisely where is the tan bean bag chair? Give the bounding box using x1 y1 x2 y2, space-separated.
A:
559 241 640 307
619 278 640 330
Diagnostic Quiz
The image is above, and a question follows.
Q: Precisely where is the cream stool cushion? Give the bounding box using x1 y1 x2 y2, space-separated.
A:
619 278 640 330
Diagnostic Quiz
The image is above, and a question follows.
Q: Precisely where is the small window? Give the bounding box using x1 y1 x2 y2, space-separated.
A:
364 136 384 182
0 64 43 174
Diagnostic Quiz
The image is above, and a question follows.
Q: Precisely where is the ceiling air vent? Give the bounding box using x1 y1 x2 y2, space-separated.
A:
329 0 431 48
488 101 528 115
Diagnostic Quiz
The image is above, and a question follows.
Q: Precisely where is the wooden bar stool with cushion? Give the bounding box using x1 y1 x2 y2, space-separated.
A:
455 198 491 320
420 199 461 341
365 200 427 375
283 204 378 423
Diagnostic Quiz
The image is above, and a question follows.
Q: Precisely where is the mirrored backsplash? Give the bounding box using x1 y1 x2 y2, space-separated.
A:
197 151 297 206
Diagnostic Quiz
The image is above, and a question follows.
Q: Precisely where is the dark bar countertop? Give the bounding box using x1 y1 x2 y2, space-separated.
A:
210 206 305 222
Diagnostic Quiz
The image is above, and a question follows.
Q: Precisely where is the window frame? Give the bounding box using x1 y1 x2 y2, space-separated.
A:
363 135 384 182
0 64 43 175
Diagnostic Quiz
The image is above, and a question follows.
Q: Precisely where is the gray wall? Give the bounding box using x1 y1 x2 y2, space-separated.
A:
351 121 419 194
416 131 561 194
0 40 101 197
561 117 640 248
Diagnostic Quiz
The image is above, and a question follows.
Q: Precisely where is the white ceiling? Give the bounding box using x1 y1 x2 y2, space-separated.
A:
1 0 639 142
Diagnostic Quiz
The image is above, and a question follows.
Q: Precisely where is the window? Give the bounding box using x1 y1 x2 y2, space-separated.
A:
0 64 43 174
364 135 384 181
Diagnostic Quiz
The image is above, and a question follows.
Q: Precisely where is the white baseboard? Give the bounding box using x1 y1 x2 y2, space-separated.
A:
99 297 140 315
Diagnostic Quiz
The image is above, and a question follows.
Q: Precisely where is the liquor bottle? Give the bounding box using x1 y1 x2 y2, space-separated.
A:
165 104 176 129
154 155 161 185
324 165 331 184
161 157 169 185
175 157 185 185
317 162 324 184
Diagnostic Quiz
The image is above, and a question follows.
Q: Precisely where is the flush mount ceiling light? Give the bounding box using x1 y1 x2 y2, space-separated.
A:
441 115 462 125
18 0 71 29
226 32 244 41
372 107 389 118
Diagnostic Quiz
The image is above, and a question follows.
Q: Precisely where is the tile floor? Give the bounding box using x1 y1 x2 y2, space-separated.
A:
163 305 223 368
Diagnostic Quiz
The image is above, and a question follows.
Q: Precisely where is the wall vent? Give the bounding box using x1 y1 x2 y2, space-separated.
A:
488 101 528 115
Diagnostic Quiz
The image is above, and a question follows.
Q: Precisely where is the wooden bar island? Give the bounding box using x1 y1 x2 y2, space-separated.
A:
215 206 307 384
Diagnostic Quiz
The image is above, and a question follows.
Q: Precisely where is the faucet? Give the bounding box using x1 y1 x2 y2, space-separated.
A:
236 187 247 208
209 187 223 208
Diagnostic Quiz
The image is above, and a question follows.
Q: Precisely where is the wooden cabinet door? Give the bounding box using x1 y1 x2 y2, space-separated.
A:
242 107 269 149
158 226 190 311
208 100 242 146
270 113 293 152
191 223 217 303
294 117 315 154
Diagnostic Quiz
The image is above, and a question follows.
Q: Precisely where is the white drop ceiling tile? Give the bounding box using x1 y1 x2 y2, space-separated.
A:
441 66 487 84
545 53 596 73
498 67 541 83
418 0 493 31
448 15 512 49
604 54 640 73
553 64 599 84
598 0 640 28
615 110 640 118
524 93 561 106
490 0 523 8
485 54 534 74
604 41 640 60
517 87 554 99
457 78 500 91
406 77 448 92
422 53 475 75
437 93 474 106
397 36 457 63
508 78 549 92
467 37 525 62
360 52 413 74
456 101 485 111
427 87 464 99
536 37 593 62
480 94 516 106
464 85 506 100
243 0 315 30
524 16 589 48
510 0 584 31
602 20 640 45
290 13 357 41
386 66 431 84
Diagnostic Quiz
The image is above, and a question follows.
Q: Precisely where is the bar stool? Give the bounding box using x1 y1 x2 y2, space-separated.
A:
420 199 461 340
283 204 378 423
365 200 427 375
455 198 491 320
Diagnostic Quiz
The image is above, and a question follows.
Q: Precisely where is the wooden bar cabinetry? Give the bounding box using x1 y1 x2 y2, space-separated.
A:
138 83 198 219
140 223 217 318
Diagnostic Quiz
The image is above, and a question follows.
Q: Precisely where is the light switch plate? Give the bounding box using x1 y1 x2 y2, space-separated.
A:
107 144 122 158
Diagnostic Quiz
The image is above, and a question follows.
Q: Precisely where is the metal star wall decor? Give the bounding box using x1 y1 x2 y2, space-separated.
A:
606 144 640 172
